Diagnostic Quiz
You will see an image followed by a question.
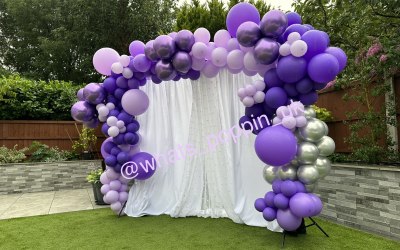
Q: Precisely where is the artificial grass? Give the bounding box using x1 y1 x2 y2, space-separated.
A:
0 209 399 250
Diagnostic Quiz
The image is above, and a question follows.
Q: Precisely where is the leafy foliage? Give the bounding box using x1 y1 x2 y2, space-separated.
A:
27 141 74 162
72 125 98 153
86 168 103 184
0 145 27 163
0 0 176 83
295 0 400 163
0 74 82 120
312 105 333 122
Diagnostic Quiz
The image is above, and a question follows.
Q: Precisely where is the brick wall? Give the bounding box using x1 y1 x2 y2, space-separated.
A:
0 160 101 195
316 164 400 240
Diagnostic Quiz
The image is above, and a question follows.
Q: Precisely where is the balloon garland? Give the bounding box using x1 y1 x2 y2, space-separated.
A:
71 3 346 231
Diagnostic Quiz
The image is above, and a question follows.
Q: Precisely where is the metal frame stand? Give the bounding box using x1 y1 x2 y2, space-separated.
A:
281 217 329 248
118 200 128 217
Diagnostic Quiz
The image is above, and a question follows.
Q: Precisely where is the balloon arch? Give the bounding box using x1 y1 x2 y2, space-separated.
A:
71 3 346 232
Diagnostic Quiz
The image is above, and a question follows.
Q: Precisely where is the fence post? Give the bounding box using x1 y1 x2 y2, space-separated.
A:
385 75 398 152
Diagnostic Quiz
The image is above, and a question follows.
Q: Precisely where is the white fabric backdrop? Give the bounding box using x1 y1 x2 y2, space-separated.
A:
125 70 282 232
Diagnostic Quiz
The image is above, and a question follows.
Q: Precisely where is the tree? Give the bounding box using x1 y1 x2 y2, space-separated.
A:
0 0 176 83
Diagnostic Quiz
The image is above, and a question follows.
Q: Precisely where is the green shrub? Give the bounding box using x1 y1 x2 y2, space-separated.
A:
0 74 83 120
0 145 27 163
72 126 97 153
312 105 333 122
86 169 103 184
28 141 71 162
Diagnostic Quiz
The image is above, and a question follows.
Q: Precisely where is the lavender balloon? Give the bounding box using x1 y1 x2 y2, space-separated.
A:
154 35 176 59
129 41 145 56
236 21 261 47
263 207 277 221
286 12 302 26
172 52 192 74
121 89 149 116
71 101 94 122
155 60 177 81
226 2 260 37
175 30 195 52
325 47 347 72
289 193 316 217
274 193 289 209
301 30 329 60
259 10 288 38
92 48 120 76
253 38 280 65
77 88 84 101
144 40 159 62
83 83 105 104
277 209 302 231
307 53 339 83
254 198 267 212
133 54 151 72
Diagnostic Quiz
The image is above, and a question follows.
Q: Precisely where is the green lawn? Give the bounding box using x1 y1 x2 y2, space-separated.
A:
0 209 398 250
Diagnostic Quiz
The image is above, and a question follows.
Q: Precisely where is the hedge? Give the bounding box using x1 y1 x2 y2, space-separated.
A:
0 74 82 120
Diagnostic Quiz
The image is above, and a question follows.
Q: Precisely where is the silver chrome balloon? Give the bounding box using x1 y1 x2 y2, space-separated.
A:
317 136 335 156
263 165 279 184
305 183 317 193
297 142 319 164
304 106 316 119
315 156 332 178
322 121 329 136
278 165 298 181
294 129 303 143
299 118 326 142
297 165 319 184
290 157 300 167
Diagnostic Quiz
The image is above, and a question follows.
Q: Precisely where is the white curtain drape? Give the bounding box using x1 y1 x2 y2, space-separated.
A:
125 70 282 232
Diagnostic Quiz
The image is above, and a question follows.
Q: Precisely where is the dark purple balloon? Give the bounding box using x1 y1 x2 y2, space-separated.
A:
325 47 347 72
286 12 302 26
116 76 128 89
154 35 176 59
295 77 314 94
264 68 283 88
264 191 276 207
71 101 94 122
274 193 289 209
239 115 252 130
236 21 261 47
299 91 318 105
113 134 125 145
127 120 140 133
114 164 122 173
283 83 298 97
129 152 157 180
254 198 267 212
253 38 280 65
187 69 201 80
313 82 327 90
117 152 130 164
103 141 115 154
276 56 307 83
107 95 118 104
109 109 120 117
83 83 106 104
133 72 146 80
101 123 110 136
151 75 162 84
144 40 159 62
282 24 308 42
84 119 99 129
77 88 84 101
281 180 297 197
103 78 117 94
245 103 265 117
155 60 177 81
301 30 329 60
127 78 140 89
175 30 195 52
124 132 139 145
264 87 288 109
259 10 288 38
262 207 277 221
117 110 132 124
114 88 126 100
110 146 121 156
307 53 339 83
172 52 192 74
105 155 117 167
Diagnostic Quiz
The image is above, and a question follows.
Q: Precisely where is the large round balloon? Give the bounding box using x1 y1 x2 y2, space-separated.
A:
154 35 176 59
325 47 347 72
121 89 149 116
301 30 329 60
175 30 195 52
254 125 297 166
226 3 260 37
276 56 307 83
264 87 288 109
71 101 94 122
83 83 105 105
92 48 120 76
259 10 288 38
253 38 280 65
236 22 261 47
276 209 302 231
289 193 315 217
308 53 339 83
126 152 157 180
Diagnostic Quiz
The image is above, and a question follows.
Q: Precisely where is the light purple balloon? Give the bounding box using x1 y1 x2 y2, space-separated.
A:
172 51 192 73
106 168 120 181
100 184 110 195
253 38 280 65
227 50 244 70
92 48 120 76
100 172 111 185
255 198 267 212
263 207 277 221
175 30 195 52
274 193 289 209
281 180 297 197
228 67 242 74
227 38 240 51
214 30 231 48
144 40 159 62
245 84 257 96
155 60 177 81
111 201 122 212
202 61 220 78
119 184 128 192
71 101 94 122
83 83 105 104
282 116 297 129
325 47 347 72
211 47 228 67
307 53 339 83
264 191 276 207
77 88 84 101
154 35 176 59
286 12 302 26
259 10 288 38
205 43 216 60
191 57 207 71
194 28 210 43
309 193 323 216
121 89 149 116
226 2 260 37
133 54 151 73
129 41 145 56
277 209 302 231
109 180 122 191
237 21 261 48
119 192 129 203
289 193 315 217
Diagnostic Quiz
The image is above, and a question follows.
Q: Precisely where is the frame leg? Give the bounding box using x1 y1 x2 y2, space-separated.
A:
308 217 329 237
281 231 286 248
118 200 127 217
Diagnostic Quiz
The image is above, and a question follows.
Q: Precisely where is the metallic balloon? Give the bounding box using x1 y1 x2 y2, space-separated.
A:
305 183 317 193
322 121 329 136
294 129 304 143
83 83 106 105
155 60 177 81
259 10 288 38
304 106 316 119
175 30 195 52
297 165 319 184
297 142 319 164
290 157 300 167
236 21 261 47
144 40 159 62
172 51 192 73
315 156 331 178
263 165 279 184
299 118 326 142
278 165 298 181
316 136 335 156
154 35 176 59
71 101 94 122
254 38 280 65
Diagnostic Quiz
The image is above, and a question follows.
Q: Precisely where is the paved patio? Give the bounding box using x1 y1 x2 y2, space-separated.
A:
0 189 108 220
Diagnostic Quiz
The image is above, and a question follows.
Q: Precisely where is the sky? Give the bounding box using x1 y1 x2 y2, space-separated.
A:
177 0 295 11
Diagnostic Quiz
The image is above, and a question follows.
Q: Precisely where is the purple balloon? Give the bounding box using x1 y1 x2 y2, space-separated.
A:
155 60 177 81
114 88 126 100
117 151 130 164
264 191 276 207
263 207 277 221
83 83 106 104
308 53 339 83
272 179 282 193
101 123 110 136
154 35 176 59
127 121 140 133
121 89 149 116
295 77 314 94
105 190 119 204
105 155 117 167
255 125 297 166
259 10 288 38
84 118 99 129
239 115 252 130
313 82 327 90
245 103 265 117
127 78 140 89
187 69 201 80
102 78 117 94
283 83 298 97
294 181 307 193
281 180 297 197
77 88 84 101
175 30 195 52
309 193 323 216
264 68 283 88
303 24 314 30
226 2 260 38
236 21 261 47
264 87 287 109
133 54 152 72
92 48 120 76
117 111 133 124
144 40 159 62
274 193 289 209
277 209 302 231
282 24 308 42
129 41 145 57
276 56 307 83
255 198 268 212
299 91 318 105
286 12 302 26
289 193 316 217
125 152 157 180
110 147 121 156
124 132 139 145
116 76 128 89
71 101 94 122
101 184 110 195
113 134 125 145
172 52 192 74
301 30 329 60
325 47 347 72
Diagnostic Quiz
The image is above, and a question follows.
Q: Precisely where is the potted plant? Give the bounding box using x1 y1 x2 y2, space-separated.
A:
71 124 97 160
86 168 107 205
